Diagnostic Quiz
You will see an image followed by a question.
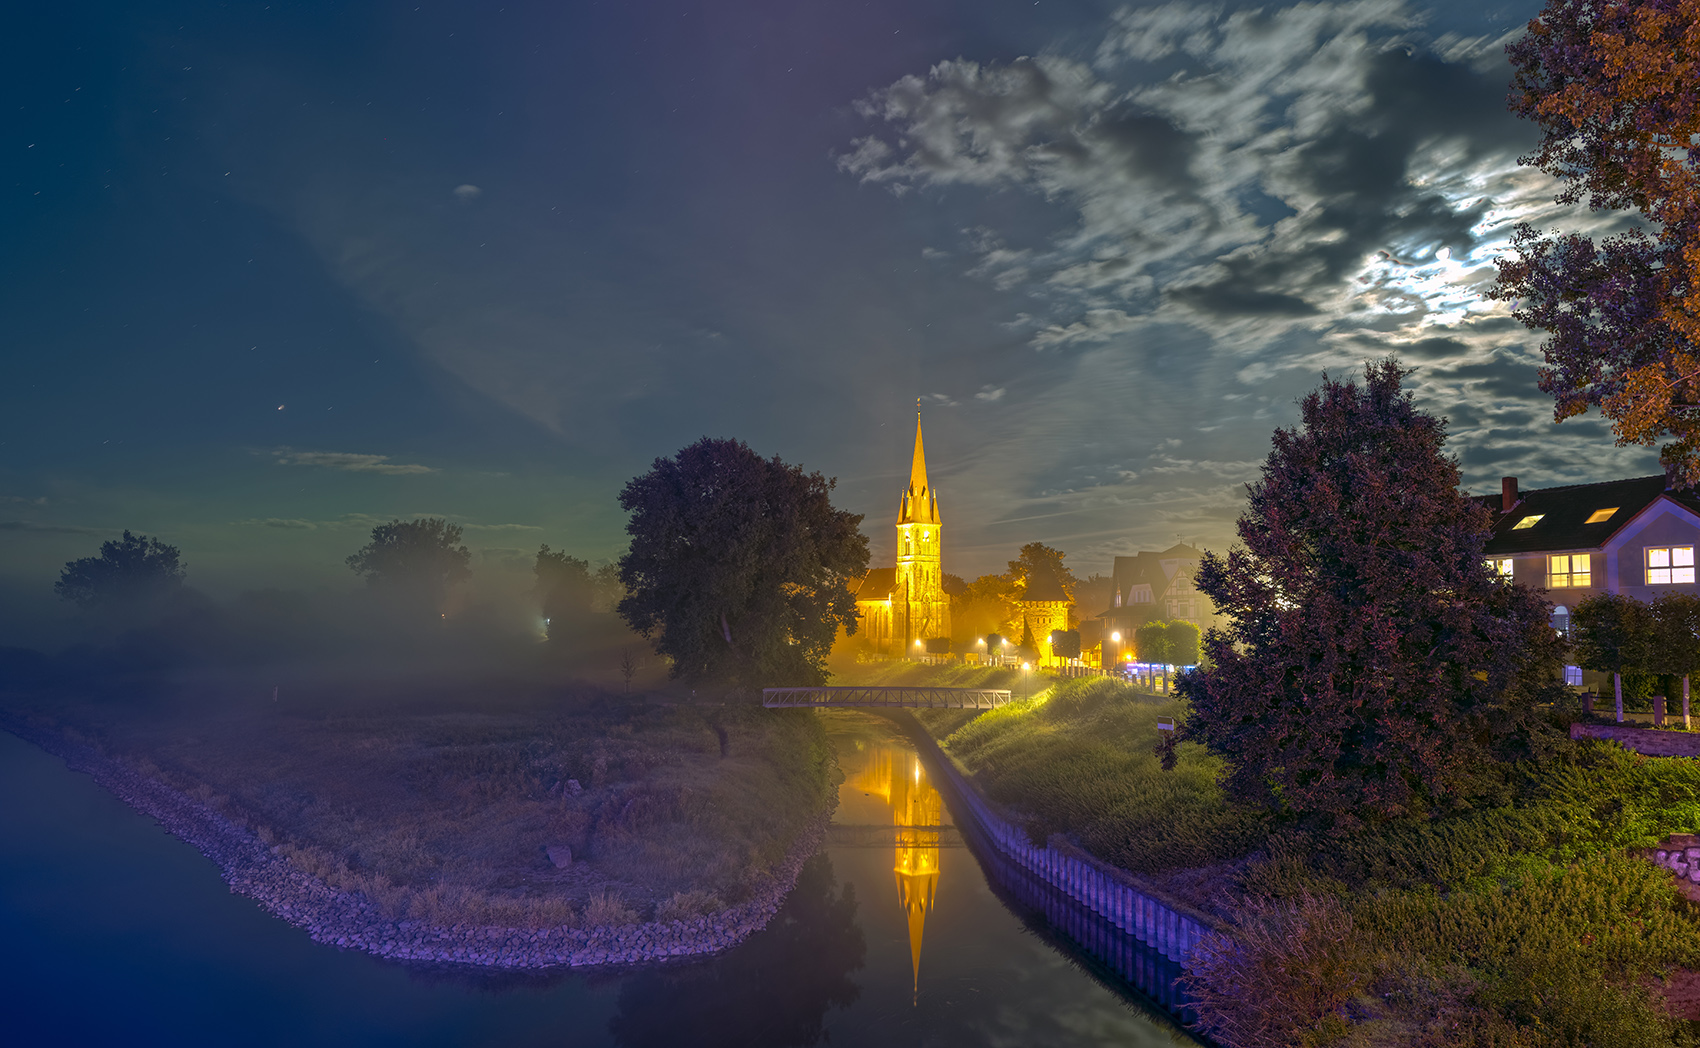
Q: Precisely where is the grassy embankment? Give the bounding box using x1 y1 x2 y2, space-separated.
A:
844 662 1700 1047
2 682 832 930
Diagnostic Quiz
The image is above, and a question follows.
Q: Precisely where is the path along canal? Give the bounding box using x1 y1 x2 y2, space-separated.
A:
0 712 1199 1047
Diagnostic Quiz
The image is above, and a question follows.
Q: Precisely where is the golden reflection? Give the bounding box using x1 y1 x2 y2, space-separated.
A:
849 745 943 1001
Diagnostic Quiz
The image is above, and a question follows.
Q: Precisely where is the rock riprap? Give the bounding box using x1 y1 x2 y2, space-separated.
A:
3 718 829 970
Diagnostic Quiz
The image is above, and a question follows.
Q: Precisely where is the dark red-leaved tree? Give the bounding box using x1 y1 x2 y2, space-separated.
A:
1179 361 1568 827
1493 0 1700 483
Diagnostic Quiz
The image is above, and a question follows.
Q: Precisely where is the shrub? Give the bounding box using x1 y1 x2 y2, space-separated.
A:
585 890 640 927
1183 895 1373 1048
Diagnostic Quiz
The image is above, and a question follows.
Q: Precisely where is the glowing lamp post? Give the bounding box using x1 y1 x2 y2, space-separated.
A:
1021 662 1031 700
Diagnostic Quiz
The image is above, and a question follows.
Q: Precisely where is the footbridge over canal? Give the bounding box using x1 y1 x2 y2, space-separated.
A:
761 686 1014 710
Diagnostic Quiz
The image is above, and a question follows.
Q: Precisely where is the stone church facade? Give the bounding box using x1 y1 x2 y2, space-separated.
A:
853 417 951 654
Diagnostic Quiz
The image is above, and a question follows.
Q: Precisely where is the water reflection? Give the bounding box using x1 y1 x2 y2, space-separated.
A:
608 853 865 1048
844 741 944 1000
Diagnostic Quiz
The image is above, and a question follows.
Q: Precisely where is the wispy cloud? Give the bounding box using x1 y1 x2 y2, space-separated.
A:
0 520 105 535
271 448 438 475
837 0 1659 567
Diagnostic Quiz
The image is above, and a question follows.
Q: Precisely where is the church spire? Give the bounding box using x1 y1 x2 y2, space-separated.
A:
898 404 940 525
909 403 929 500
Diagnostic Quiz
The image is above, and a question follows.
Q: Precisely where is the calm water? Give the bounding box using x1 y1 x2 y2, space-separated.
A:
0 714 1194 1047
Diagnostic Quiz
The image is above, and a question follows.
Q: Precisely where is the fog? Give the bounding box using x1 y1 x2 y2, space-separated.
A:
0 533 657 715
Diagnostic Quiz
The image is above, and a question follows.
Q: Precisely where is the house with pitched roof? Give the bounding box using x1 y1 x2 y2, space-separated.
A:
1481 475 1700 611
1479 475 1700 686
1096 542 1221 665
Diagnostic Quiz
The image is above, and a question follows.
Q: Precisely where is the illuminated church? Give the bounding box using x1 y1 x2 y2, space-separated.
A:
852 416 952 654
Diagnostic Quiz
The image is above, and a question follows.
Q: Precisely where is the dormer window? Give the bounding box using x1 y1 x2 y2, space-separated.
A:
1511 514 1544 530
1584 508 1618 524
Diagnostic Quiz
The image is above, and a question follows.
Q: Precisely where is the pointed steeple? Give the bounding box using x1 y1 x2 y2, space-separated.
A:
909 409 929 500
898 406 940 525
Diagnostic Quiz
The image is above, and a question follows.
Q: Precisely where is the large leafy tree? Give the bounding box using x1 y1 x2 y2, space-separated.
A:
616 438 869 686
55 530 186 610
1179 361 1567 827
344 518 472 609
1494 0 1700 483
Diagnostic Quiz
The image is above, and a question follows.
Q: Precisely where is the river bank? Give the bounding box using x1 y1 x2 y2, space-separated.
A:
2 713 833 968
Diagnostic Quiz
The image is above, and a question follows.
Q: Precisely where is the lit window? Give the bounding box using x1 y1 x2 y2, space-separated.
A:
1564 665 1584 686
1548 555 1591 589
1512 515 1544 530
1647 546 1696 585
1488 557 1513 580
1585 507 1619 524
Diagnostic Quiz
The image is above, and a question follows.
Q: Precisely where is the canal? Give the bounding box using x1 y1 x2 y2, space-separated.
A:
0 713 1197 1046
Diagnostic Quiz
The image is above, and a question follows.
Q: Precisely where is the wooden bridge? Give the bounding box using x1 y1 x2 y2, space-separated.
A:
761 686 1014 709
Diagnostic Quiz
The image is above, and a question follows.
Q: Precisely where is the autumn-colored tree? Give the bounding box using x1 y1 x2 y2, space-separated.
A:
616 438 868 686
1494 0 1700 483
1179 361 1567 827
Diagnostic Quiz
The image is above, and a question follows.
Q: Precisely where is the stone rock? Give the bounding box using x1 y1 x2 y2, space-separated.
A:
567 779 583 795
546 844 573 869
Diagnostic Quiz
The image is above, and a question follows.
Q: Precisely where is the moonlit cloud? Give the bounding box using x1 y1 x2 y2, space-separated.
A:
837 0 1660 569
453 183 482 200
271 449 438 475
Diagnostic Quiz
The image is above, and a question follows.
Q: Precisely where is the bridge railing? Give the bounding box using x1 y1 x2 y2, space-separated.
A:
761 686 1014 709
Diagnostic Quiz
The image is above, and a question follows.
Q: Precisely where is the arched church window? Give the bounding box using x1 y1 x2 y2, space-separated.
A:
904 536 911 555
1551 605 1570 637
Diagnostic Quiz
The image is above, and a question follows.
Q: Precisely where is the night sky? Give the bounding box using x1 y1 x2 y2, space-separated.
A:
0 0 1658 639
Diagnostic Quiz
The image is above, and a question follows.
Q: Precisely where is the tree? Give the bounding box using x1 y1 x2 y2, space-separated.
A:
1050 629 1082 661
344 518 471 609
1166 620 1201 668
1649 592 1700 725
535 544 594 640
951 573 1019 648
1572 592 1656 722
1494 0 1700 484
1178 361 1567 827
1007 542 1078 603
54 530 186 610
1134 622 1172 666
616 438 869 686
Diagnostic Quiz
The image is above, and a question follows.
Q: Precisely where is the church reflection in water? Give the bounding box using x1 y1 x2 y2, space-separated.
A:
848 744 944 1001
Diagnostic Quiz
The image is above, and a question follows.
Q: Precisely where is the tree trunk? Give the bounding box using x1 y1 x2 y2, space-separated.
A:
1615 671 1624 723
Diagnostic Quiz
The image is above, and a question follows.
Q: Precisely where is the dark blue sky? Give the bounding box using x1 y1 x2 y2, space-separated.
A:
0 0 1656 634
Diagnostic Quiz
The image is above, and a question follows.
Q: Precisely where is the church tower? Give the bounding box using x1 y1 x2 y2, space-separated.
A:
894 413 950 650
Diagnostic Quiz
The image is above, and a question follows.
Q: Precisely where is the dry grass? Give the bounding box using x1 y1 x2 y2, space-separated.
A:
17 682 831 929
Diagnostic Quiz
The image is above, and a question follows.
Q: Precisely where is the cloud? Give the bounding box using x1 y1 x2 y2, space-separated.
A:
454 184 482 200
838 0 1611 361
460 522 543 532
272 448 438 475
975 385 1007 402
0 520 106 535
230 517 321 530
